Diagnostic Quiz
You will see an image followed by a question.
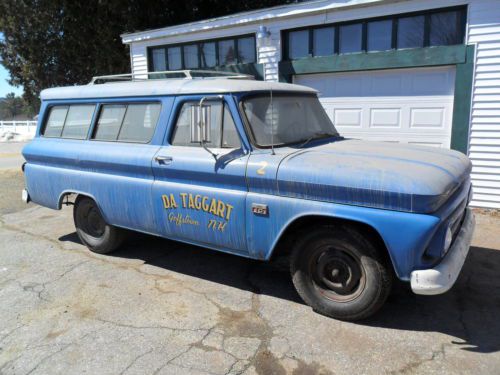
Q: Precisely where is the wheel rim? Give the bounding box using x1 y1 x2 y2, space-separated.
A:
78 202 106 238
309 245 366 303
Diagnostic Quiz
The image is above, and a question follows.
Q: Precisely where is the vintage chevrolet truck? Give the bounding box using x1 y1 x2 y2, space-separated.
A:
22 71 475 320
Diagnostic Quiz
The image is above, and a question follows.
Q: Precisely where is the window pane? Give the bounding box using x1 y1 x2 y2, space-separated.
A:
222 105 240 148
61 105 95 139
397 15 424 49
339 23 362 54
118 103 161 143
171 102 222 147
242 95 337 147
237 37 255 63
44 106 68 137
313 27 334 56
93 105 126 141
367 20 392 52
151 48 166 71
171 104 192 146
430 11 462 46
288 30 309 59
168 47 182 70
200 42 216 68
183 44 199 69
218 39 236 65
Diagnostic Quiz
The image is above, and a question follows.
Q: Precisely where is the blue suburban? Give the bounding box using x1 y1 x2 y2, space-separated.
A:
22 71 475 320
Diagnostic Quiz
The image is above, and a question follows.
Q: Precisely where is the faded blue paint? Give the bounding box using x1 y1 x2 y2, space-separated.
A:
23 91 472 281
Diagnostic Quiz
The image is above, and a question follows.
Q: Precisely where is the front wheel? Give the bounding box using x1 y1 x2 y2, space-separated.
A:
73 196 125 254
290 225 392 321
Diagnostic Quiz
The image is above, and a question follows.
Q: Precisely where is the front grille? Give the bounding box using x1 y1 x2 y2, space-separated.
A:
449 198 467 244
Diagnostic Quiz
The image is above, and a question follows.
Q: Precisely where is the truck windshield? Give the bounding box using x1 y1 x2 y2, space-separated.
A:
241 94 339 148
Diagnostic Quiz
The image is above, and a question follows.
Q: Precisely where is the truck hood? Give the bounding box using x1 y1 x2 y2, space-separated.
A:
277 139 471 213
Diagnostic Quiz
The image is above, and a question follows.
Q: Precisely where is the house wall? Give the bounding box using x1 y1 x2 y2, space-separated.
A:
123 0 500 208
467 0 500 208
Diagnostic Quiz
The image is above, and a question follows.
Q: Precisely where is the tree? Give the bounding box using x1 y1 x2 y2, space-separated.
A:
0 0 297 111
0 92 24 119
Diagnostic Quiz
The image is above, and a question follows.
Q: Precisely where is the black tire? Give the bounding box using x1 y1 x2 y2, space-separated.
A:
290 224 392 321
73 196 125 254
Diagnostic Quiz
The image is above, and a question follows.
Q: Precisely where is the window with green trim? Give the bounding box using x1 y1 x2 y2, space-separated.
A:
283 6 466 60
148 35 256 72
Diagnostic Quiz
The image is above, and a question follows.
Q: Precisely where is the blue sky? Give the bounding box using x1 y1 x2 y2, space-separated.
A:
0 33 23 97
0 65 23 97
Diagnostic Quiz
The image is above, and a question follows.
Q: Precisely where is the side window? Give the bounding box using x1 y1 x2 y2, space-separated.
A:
43 105 95 139
92 103 160 143
118 104 161 142
171 101 240 148
93 105 126 141
61 105 95 139
44 106 68 137
222 105 240 148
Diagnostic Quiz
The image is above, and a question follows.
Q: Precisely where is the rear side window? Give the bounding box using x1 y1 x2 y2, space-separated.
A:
44 106 69 137
43 105 95 139
93 105 126 141
93 103 161 143
61 105 95 139
119 104 161 142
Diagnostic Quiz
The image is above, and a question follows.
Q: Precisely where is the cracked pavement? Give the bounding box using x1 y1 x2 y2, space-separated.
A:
0 167 500 374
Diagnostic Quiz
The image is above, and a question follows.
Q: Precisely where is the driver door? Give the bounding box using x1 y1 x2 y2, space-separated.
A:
151 95 249 254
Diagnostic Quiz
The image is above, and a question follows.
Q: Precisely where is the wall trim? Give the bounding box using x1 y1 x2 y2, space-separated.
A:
278 45 467 81
450 45 474 154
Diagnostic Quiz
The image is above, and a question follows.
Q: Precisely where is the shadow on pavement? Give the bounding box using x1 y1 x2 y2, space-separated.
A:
59 232 500 354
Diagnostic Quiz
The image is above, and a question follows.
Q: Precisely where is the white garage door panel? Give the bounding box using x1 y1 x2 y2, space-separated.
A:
294 67 456 148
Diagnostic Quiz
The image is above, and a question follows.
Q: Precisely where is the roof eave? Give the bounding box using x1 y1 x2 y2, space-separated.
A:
121 0 394 44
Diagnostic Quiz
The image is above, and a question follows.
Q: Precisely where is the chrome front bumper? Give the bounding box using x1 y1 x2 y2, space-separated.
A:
21 188 30 203
411 208 475 295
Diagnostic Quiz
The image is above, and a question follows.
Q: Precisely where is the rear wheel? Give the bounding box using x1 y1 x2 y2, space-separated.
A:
290 224 392 321
73 196 125 254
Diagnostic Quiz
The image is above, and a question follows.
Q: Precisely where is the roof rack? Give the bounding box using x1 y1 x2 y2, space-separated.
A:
89 70 254 84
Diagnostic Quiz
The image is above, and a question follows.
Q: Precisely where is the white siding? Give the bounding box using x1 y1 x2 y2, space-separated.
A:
130 44 148 79
468 0 500 208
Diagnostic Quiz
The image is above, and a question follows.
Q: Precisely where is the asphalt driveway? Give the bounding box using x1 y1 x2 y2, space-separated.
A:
0 167 499 374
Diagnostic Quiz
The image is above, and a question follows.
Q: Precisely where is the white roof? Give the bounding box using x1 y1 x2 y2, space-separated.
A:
40 79 317 101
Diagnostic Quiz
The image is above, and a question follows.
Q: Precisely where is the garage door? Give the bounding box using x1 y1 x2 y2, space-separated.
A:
294 66 456 148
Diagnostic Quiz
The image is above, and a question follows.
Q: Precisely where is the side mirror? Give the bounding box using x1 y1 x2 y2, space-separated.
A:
190 104 211 144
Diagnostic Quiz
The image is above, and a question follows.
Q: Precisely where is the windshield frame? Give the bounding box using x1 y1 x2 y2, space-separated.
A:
238 91 339 149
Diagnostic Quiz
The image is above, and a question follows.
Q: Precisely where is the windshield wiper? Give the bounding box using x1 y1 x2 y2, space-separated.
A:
298 132 338 148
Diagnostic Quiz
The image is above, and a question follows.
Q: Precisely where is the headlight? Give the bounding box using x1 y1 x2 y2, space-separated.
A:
443 227 453 256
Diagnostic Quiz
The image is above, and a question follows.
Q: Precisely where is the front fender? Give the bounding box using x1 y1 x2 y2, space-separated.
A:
245 192 440 280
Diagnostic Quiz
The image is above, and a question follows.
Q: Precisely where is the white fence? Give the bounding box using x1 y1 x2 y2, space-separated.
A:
0 121 37 136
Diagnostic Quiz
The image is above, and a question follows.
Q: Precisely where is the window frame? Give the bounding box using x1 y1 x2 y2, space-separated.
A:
91 101 162 144
169 98 242 149
148 34 257 72
282 6 466 61
42 104 96 140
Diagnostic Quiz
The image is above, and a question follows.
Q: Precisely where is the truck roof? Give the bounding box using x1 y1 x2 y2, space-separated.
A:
40 78 317 101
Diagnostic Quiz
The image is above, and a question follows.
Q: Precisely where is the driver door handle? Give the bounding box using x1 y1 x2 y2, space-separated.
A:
155 155 173 165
